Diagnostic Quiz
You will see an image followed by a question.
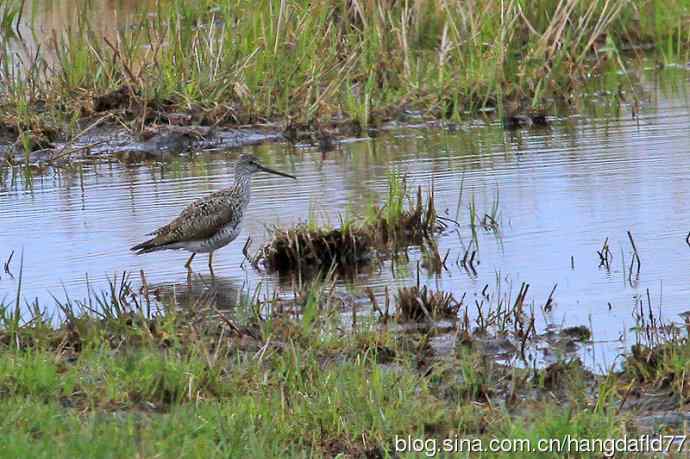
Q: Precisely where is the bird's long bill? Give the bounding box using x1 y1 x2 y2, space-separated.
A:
258 164 297 180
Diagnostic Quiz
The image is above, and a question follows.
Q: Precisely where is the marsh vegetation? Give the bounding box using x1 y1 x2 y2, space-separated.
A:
1 0 689 156
3 0 690 457
2 266 689 457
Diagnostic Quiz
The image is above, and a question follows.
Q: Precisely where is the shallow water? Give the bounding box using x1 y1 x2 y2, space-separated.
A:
3 71 690 369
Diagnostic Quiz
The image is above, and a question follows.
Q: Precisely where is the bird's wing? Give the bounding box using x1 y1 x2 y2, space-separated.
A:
147 191 239 246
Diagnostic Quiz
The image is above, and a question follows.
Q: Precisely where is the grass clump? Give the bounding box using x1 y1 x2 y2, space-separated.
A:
252 224 374 273
396 284 460 323
367 172 438 245
623 338 690 400
255 172 439 273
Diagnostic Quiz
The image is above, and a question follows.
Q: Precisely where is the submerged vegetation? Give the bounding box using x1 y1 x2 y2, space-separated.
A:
1 0 690 150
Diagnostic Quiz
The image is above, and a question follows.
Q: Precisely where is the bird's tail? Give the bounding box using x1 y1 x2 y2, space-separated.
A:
130 237 164 255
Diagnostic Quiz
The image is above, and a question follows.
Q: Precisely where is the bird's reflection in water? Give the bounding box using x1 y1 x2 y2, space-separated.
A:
151 273 248 313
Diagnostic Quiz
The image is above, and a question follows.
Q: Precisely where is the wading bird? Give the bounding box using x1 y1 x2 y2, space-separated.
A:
131 153 296 275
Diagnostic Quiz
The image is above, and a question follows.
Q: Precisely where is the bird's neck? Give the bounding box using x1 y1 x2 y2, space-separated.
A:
233 173 252 209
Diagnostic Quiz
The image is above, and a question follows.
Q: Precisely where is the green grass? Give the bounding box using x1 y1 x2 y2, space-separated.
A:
0 334 628 458
0 346 441 458
0 268 641 458
623 338 690 403
2 0 690 141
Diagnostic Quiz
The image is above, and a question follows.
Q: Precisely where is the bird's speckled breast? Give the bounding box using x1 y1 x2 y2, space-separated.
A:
172 219 242 254
195 187 248 253
206 220 242 251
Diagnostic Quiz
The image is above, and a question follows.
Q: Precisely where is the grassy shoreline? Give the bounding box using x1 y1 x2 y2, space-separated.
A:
2 270 688 457
1 0 690 151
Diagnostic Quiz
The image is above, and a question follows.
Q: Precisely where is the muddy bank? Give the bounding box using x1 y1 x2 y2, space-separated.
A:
0 123 286 166
0 112 435 166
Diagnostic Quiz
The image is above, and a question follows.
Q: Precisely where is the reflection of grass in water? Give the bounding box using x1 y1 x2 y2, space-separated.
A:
2 0 690 140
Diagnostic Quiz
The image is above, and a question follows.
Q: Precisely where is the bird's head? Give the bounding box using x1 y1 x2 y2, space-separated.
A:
236 154 296 180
